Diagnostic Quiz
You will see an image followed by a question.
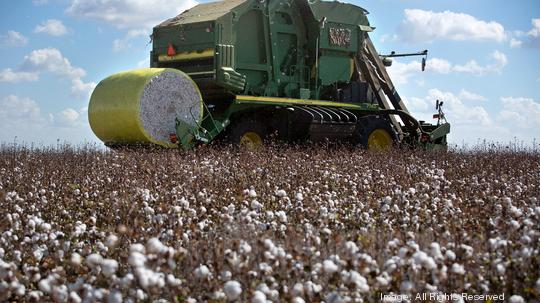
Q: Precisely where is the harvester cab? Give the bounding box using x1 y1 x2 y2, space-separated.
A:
88 0 450 150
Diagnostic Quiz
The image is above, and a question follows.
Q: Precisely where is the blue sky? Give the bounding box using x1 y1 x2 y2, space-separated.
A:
0 0 539 147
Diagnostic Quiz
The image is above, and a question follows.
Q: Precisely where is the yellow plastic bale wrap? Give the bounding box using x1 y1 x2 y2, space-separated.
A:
89 68 203 148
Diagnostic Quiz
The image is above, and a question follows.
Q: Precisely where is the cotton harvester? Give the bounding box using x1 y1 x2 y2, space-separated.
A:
88 0 450 150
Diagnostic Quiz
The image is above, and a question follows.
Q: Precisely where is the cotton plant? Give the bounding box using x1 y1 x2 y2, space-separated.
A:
0 144 538 301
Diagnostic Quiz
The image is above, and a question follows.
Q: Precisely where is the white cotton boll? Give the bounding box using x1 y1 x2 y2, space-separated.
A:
413 251 437 270
304 281 322 297
223 280 242 301
136 289 146 300
167 274 182 287
326 292 346 303
451 263 465 275
276 211 287 223
248 189 257 198
105 234 119 248
509 295 525 303
398 247 408 258
194 264 210 279
73 222 86 237
136 267 165 289
130 243 145 253
220 270 232 281
276 190 287 197
41 223 52 232
212 290 226 300
430 242 443 260
251 290 266 303
38 277 53 293
376 275 389 287
29 291 42 301
295 192 304 201
445 250 456 261
292 297 305 303
52 285 68 302
322 228 332 236
108 290 122 303
400 280 414 292
510 220 520 230
69 291 81 303
535 278 540 292
323 259 339 274
15 284 25 296
292 283 304 296
146 237 167 254
348 270 369 292
268 289 279 300
33 248 44 261
345 241 358 255
101 259 118 277
496 263 505 274
85 253 103 269
251 200 263 211
128 252 146 268
256 282 270 294
239 241 252 254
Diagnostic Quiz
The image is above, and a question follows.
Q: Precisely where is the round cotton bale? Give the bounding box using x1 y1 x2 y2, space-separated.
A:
88 68 202 148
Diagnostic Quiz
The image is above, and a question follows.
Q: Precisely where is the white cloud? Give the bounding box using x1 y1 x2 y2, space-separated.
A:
427 89 492 126
51 108 81 127
527 19 540 38
498 97 540 129
34 19 69 37
404 90 540 144
387 51 508 84
525 18 540 48
71 78 97 100
137 56 150 68
399 9 507 43
0 95 97 145
453 51 508 76
33 0 48 5
112 29 148 52
66 0 198 29
0 30 28 47
459 89 487 102
453 50 507 76
511 19 540 48
0 95 43 122
404 89 492 127
510 38 523 48
1 48 95 100
0 68 39 83
21 48 85 78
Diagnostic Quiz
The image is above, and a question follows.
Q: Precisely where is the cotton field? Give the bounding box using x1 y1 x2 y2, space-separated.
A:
1 144 539 302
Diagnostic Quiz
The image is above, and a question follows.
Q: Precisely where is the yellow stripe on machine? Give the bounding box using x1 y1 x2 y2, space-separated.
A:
158 49 214 62
235 95 376 110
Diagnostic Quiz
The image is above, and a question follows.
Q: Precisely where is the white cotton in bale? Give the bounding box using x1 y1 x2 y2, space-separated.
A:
139 70 202 144
89 68 203 148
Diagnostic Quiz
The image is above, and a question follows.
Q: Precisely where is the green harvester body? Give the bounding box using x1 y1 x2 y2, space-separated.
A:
95 0 451 150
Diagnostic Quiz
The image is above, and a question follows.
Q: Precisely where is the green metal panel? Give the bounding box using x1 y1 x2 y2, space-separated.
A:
156 0 248 26
153 22 215 54
318 55 352 85
308 1 371 27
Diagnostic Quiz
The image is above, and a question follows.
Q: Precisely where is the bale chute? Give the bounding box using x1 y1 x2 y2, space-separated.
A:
88 68 203 148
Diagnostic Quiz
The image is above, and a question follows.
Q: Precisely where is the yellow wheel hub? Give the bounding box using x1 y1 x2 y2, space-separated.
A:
368 129 393 150
240 132 263 149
